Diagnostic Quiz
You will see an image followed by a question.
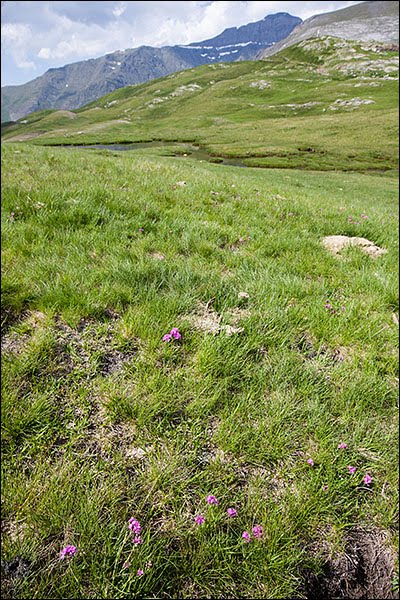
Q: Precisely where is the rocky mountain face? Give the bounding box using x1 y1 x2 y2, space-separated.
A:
258 1 399 58
1 12 301 122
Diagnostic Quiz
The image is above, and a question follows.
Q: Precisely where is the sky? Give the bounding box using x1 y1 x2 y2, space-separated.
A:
1 0 364 87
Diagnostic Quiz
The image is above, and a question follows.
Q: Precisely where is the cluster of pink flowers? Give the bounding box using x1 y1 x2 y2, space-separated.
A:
325 299 345 315
60 545 77 559
347 467 372 485
348 213 368 225
128 518 142 545
195 494 261 545
125 518 153 577
307 443 373 488
206 495 219 505
162 327 182 342
195 495 238 526
242 525 264 543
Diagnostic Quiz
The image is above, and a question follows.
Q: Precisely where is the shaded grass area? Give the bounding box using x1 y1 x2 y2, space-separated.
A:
1 143 399 598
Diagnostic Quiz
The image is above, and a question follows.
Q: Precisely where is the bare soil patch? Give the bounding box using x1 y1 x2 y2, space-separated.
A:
303 527 398 599
185 301 247 336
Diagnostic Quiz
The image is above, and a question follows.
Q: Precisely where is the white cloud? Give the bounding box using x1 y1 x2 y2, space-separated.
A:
112 2 127 18
38 47 51 59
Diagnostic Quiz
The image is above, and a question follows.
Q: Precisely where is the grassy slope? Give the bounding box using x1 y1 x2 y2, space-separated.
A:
2 37 399 173
1 139 398 598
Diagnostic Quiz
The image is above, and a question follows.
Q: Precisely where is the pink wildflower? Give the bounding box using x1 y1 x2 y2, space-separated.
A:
123 561 131 569
338 443 348 449
252 525 263 539
162 333 172 342
132 536 143 545
60 545 77 559
137 569 144 577
139 227 144 233
206 495 219 505
363 474 372 485
170 327 181 340
242 531 251 542
128 518 141 534
227 508 237 517
195 514 205 525
347 466 357 475
307 458 314 466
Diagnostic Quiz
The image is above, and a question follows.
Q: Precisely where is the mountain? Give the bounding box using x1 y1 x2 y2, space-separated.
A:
2 36 398 174
1 12 301 122
258 1 399 59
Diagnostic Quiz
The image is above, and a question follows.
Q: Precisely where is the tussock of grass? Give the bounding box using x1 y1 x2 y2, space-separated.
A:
1 138 398 599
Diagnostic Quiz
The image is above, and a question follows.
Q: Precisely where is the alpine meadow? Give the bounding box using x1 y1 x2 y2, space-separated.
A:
1 3 399 599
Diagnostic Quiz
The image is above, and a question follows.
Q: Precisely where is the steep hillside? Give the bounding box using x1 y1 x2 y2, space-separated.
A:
3 37 398 174
259 1 399 58
1 13 301 122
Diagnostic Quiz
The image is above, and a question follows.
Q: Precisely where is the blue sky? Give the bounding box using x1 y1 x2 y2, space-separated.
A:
1 1 363 87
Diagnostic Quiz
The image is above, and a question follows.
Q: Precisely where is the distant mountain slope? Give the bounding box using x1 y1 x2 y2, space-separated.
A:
258 1 399 58
1 12 301 122
2 36 398 174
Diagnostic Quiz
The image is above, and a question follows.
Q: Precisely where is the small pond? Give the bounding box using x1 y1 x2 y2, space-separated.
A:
65 141 248 168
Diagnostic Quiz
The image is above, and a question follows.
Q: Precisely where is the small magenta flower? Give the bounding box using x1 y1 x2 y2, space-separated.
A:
206 495 219 505
252 525 263 539
123 561 131 569
242 531 251 542
322 484 329 492
347 466 357 474
338 443 348 449
195 514 205 525
137 569 144 577
128 518 141 534
227 508 237 517
132 536 143 545
162 333 172 342
363 474 372 485
307 458 314 466
139 227 144 233
60 545 77 559
170 327 181 340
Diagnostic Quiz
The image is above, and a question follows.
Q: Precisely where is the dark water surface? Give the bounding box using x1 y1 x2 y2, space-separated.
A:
67 141 248 167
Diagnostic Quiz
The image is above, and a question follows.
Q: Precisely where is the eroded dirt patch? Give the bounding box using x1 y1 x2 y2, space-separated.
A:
304 527 398 599
322 235 387 258
185 301 248 336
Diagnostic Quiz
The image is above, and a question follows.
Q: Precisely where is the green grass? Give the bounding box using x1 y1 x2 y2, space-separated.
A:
1 140 398 598
2 37 398 174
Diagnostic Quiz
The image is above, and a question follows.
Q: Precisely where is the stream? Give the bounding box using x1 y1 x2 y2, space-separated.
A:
66 141 248 168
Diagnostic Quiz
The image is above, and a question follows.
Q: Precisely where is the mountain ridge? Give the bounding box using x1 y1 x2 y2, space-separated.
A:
258 1 399 58
1 12 301 122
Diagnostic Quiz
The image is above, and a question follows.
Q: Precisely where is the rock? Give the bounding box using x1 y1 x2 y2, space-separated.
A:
322 235 387 258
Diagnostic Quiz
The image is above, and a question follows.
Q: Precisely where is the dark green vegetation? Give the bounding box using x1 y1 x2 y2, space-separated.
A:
1 34 399 600
2 37 399 174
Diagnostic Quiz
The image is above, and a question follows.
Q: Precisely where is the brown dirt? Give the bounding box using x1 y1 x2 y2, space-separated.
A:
303 526 398 599
185 301 246 336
